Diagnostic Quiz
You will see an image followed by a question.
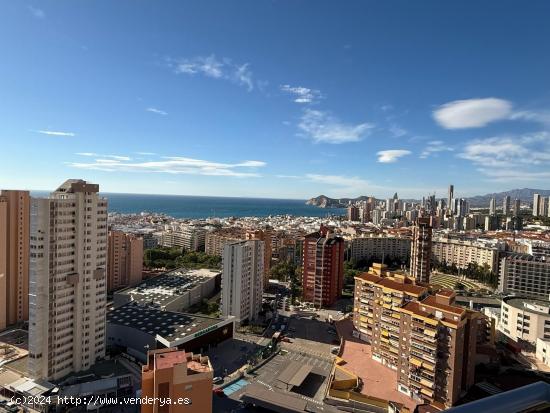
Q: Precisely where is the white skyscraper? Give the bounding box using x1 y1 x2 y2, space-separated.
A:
533 193 541 217
503 195 511 216
221 240 264 323
28 180 108 380
489 197 497 215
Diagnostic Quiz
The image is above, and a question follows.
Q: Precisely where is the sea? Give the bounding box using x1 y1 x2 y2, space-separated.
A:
31 191 345 219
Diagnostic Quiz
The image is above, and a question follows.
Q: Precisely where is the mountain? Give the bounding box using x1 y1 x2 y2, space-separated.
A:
465 188 550 207
306 188 550 208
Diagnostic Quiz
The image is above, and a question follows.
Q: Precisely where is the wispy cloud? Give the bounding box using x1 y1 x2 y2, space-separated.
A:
298 109 374 144
75 153 131 161
433 98 512 129
377 149 411 163
33 130 75 137
388 124 407 137
28 5 45 19
146 107 168 116
420 140 454 158
68 154 266 177
510 110 550 126
459 132 550 182
280 85 323 104
458 133 550 167
170 55 256 91
135 152 157 156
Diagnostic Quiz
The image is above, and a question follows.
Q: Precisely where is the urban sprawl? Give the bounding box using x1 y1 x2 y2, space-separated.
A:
1 180 550 413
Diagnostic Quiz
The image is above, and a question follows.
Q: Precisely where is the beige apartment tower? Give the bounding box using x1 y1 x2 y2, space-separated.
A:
107 230 143 292
0 190 30 331
353 264 479 408
28 180 108 380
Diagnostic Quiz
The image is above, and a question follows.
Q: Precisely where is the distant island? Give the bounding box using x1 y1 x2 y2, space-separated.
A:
306 188 550 208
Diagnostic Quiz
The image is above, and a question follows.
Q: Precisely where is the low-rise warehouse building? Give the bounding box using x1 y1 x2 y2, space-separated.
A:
107 302 234 362
113 267 220 312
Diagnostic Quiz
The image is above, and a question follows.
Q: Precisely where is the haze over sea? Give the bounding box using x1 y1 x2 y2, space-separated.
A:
31 191 345 219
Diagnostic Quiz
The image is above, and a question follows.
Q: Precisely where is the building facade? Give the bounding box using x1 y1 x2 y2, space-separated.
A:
28 180 107 380
432 236 503 274
302 226 345 307
353 264 478 408
349 234 411 265
107 230 143 292
499 297 550 348
220 240 264 323
499 253 550 300
0 190 30 331
410 217 432 283
205 229 244 257
142 348 213 413
157 225 206 252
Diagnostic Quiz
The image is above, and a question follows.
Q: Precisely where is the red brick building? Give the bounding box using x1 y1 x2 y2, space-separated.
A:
302 226 345 307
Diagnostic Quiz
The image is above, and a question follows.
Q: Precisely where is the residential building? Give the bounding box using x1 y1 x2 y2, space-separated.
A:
347 205 360 222
302 226 345 307
489 197 496 215
205 228 244 256
220 240 264 323
142 348 213 413
503 195 511 216
0 190 30 331
432 235 503 274
28 179 107 380
498 253 550 300
107 230 143 292
349 234 411 265
499 297 550 349
533 193 541 217
158 225 206 252
448 185 454 214
410 217 432 283
353 264 479 408
245 228 272 287
513 198 521 217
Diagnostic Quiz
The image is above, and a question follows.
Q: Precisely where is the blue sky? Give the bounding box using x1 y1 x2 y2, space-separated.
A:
1 1 550 199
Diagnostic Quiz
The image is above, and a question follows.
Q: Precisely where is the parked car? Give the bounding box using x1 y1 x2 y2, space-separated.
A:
213 376 224 384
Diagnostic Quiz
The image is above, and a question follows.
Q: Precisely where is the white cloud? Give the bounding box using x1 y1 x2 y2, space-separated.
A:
175 55 224 78
420 140 454 158
433 98 512 129
389 124 407 137
233 64 254 91
76 153 131 161
510 110 550 126
68 154 266 178
377 149 411 163
476 168 550 182
172 55 255 91
459 132 550 181
305 174 371 195
34 130 75 137
280 85 322 104
135 152 157 156
458 133 550 167
298 109 374 144
146 107 168 116
28 5 45 19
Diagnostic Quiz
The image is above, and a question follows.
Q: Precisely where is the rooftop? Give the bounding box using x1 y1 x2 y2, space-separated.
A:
117 267 219 307
107 302 227 345
503 297 550 316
